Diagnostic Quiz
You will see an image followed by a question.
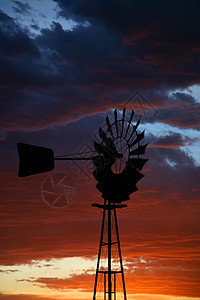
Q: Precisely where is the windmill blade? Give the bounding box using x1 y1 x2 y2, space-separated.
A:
94 141 105 154
133 119 140 130
94 140 117 159
92 155 105 170
129 130 145 148
106 137 117 154
124 110 134 138
99 127 108 142
133 169 144 183
106 116 114 139
114 109 118 136
126 127 136 144
130 143 148 156
127 119 140 143
128 158 148 170
121 107 126 137
126 184 138 195
124 166 144 183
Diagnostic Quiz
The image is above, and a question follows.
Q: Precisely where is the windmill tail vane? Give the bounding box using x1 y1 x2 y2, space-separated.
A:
17 108 148 299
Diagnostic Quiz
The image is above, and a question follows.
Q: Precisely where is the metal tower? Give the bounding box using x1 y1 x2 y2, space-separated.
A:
92 200 127 300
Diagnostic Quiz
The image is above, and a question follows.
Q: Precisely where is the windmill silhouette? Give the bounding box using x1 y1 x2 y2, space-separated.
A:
17 108 148 299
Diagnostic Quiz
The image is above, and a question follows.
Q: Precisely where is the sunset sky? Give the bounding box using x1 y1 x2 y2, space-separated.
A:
0 0 200 299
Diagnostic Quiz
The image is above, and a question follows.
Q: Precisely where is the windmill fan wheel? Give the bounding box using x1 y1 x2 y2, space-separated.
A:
92 108 148 203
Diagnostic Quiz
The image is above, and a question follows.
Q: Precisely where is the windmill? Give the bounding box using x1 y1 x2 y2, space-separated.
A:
17 108 148 299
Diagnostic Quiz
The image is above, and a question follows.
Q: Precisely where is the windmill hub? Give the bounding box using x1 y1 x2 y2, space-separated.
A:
93 108 148 203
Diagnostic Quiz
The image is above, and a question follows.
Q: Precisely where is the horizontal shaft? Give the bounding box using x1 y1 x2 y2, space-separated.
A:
54 157 94 161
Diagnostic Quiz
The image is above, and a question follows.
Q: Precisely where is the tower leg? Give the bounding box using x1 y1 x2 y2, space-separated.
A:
114 206 127 300
108 200 112 300
93 199 106 300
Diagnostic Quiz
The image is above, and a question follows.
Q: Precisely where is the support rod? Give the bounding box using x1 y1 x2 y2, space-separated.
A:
93 199 106 300
114 206 127 300
54 157 94 161
108 201 112 300
114 273 116 300
104 272 106 300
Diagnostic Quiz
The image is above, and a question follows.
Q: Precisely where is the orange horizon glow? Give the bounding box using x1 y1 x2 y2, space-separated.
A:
1 167 200 299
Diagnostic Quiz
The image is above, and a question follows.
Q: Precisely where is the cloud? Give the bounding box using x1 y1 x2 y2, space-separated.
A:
1 4 200 132
151 132 197 149
54 0 200 72
38 22 125 67
0 295 60 300
15 263 200 297
30 273 94 291
12 1 32 16
0 10 39 58
0 269 18 273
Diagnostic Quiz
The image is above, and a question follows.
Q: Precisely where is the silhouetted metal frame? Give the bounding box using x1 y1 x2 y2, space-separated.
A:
17 109 148 300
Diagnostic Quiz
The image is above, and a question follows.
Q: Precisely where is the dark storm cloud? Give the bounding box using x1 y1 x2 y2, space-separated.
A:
36 21 162 96
0 1 200 132
12 1 32 16
55 0 200 62
151 132 196 149
143 140 200 201
0 11 125 130
0 10 39 57
154 104 200 129
37 22 125 66
142 89 200 129
53 0 200 90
